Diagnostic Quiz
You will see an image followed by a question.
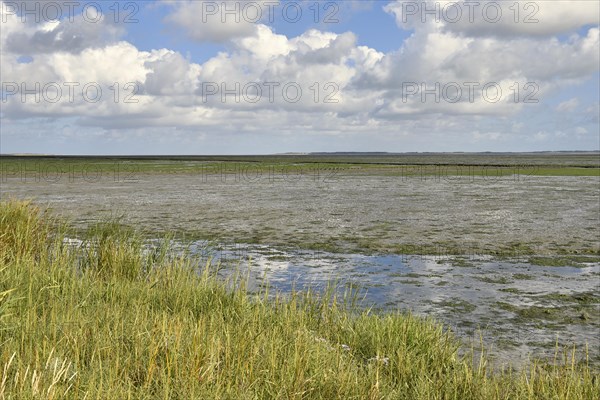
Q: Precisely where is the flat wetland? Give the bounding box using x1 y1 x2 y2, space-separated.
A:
2 153 599 369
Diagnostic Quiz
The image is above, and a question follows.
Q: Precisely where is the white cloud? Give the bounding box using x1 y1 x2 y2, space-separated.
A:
143 51 202 96
232 24 292 59
473 131 502 141
533 131 548 141
556 98 580 112
163 0 260 43
385 1 600 38
353 22 598 118
1 5 124 54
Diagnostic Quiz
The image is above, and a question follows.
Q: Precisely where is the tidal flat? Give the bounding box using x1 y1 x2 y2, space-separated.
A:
1 154 599 369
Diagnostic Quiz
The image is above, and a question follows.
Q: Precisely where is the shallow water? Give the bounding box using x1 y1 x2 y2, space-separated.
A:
3 173 599 254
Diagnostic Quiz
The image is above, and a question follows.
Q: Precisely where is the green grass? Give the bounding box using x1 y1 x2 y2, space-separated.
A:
0 201 598 399
2 155 599 178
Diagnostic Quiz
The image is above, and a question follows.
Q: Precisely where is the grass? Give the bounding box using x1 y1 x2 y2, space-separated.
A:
2 155 599 178
0 200 598 399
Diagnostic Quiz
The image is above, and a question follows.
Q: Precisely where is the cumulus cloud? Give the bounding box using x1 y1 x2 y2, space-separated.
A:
185 25 383 116
163 0 260 43
143 51 202 96
385 0 600 38
3 15 124 54
352 20 598 118
0 1 125 55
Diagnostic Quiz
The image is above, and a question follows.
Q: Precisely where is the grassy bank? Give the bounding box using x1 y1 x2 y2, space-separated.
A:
0 201 598 399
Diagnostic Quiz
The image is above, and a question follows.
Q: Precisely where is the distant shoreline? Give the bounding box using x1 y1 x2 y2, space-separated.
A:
2 150 600 158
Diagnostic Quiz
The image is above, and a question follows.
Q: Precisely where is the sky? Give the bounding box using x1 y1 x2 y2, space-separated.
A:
0 0 599 155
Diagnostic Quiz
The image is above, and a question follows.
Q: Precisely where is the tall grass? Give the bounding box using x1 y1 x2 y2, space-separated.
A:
0 200 598 399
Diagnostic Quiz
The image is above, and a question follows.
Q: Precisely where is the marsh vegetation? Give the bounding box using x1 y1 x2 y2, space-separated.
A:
0 200 598 399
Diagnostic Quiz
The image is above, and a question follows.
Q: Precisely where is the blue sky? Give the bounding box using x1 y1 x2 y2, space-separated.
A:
1 0 598 154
